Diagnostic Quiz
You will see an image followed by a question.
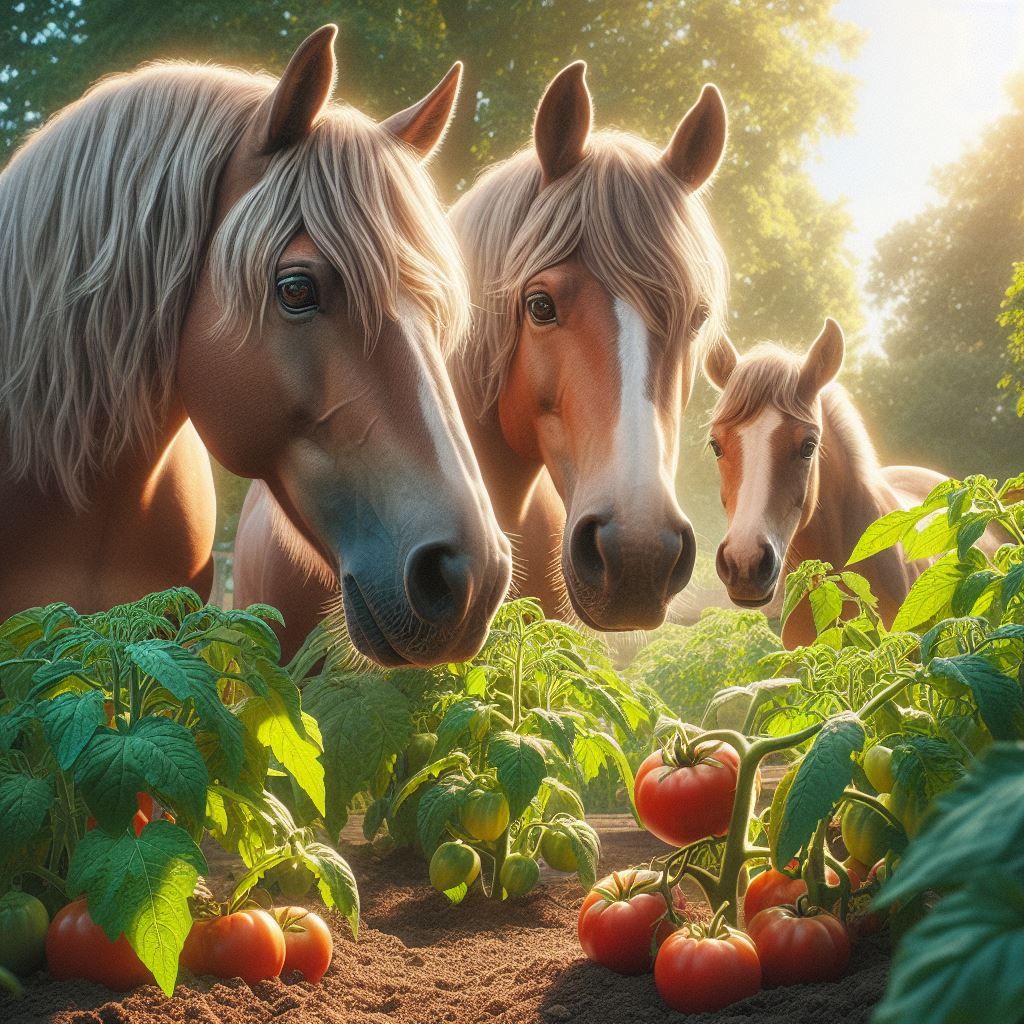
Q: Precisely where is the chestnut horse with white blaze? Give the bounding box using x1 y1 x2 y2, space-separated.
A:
448 63 730 630
0 26 510 666
704 319 946 647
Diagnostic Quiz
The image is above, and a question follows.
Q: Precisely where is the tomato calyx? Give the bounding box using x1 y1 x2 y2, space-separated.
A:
665 734 734 771
275 907 313 933
687 901 735 942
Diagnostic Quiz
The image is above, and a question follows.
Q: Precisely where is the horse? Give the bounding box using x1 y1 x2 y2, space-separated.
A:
0 25 511 667
447 62 730 631
232 60 729 642
703 318 946 647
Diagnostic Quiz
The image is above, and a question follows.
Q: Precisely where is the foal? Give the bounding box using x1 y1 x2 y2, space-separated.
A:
704 319 945 647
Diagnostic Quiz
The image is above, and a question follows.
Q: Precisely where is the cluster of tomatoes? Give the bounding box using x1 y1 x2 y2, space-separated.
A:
577 740 891 1014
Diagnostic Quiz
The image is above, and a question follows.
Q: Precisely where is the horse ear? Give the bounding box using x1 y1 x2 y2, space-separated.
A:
381 62 463 160
662 84 727 191
703 334 739 391
259 25 337 154
798 318 845 399
534 61 592 189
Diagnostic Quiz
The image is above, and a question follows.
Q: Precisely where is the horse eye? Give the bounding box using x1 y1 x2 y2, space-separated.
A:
276 274 318 315
801 438 817 459
709 438 723 459
526 292 557 325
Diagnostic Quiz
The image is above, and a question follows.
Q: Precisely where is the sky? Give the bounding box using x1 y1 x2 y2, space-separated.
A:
807 0 1024 341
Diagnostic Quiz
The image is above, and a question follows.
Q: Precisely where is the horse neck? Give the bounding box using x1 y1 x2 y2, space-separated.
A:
787 387 891 572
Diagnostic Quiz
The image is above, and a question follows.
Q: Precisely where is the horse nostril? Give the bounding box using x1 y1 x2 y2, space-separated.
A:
715 543 734 587
569 514 610 590
404 542 473 627
757 543 779 589
666 521 696 595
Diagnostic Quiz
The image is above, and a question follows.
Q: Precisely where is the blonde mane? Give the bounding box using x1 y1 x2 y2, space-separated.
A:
0 61 467 508
449 130 728 413
711 342 880 473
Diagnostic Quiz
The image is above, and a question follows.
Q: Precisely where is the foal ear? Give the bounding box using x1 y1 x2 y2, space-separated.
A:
662 84 727 192
703 334 739 391
259 25 337 154
534 61 592 189
381 62 463 160
798 318 845 400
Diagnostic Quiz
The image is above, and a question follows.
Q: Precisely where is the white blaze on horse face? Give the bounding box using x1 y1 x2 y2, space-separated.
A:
611 298 665 495
731 408 784 552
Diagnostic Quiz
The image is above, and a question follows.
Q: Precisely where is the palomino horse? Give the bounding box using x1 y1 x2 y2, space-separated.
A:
448 63 729 630
233 61 729 643
704 319 945 647
0 26 510 666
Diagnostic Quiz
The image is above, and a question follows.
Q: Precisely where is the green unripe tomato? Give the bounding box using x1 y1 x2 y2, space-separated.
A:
543 787 585 821
841 796 903 865
268 857 315 902
500 854 541 897
405 733 437 777
0 891 49 975
863 745 896 794
888 784 926 838
429 842 481 892
460 790 510 842
540 831 578 873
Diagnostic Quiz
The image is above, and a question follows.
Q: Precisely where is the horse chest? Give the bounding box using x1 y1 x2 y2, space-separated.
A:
0 424 216 617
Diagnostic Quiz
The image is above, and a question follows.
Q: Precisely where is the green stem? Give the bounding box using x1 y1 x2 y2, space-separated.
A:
489 830 510 900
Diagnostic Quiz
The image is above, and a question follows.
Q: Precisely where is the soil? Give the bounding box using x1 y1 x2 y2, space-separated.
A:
2 815 890 1024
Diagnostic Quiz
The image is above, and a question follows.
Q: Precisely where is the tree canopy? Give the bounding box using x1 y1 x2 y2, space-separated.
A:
849 75 1024 480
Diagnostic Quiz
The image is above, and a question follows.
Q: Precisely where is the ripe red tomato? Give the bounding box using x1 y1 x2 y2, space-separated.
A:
273 907 333 984
577 870 677 975
47 900 155 990
634 743 740 848
742 860 843 924
654 927 761 1013
181 908 286 984
746 904 851 986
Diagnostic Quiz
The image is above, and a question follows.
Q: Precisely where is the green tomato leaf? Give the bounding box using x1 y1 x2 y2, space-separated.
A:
928 655 1024 740
417 774 471 854
489 732 547 820
848 507 931 566
530 708 577 763
0 701 37 751
775 712 865 866
299 841 360 939
74 718 208 831
768 761 800 868
432 698 489 759
563 818 601 890
0 774 54 853
809 580 845 634
872 876 1024 1024
891 556 965 632
65 820 207 996
38 690 106 770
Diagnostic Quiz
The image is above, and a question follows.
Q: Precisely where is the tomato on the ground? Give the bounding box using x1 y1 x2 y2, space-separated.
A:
578 869 676 975
654 927 761 1012
746 904 850 986
181 908 286 984
47 900 154 990
460 790 510 842
0 891 49 976
540 831 578 873
272 906 333 984
634 742 740 848
500 853 540 897
429 841 481 892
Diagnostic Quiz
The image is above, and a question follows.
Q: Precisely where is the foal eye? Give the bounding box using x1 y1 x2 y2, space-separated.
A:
526 292 557 325
801 439 817 459
709 439 723 459
276 274 319 315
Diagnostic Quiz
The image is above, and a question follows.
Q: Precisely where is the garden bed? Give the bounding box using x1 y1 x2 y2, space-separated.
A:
2 815 890 1024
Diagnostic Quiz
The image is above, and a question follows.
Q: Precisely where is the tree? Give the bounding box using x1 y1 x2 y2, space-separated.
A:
850 75 1024 480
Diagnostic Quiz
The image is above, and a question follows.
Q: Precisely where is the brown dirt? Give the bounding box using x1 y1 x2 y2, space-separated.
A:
1 816 890 1024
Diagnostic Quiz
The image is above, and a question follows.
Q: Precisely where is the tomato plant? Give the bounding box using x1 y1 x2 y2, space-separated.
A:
47 900 155 990
634 739 739 847
0 588 359 995
577 869 678 975
272 906 333 984
747 901 850 986
181 907 286 984
653 907 762 1013
0 890 49 976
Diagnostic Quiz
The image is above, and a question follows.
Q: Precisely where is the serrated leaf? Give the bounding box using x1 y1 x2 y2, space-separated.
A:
300 841 360 938
244 603 285 627
848 507 930 565
775 713 865 866
74 718 208 831
0 658 48 702
531 708 577 763
956 514 993 561
809 580 845 634
417 775 471 854
490 732 547 819
304 674 411 834
38 690 106 769
768 762 799 867
66 820 206 995
952 570 1000 617
432 698 487 760
928 656 1024 740
0 774 53 853
891 557 965 632
564 819 601 889
0 702 36 750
